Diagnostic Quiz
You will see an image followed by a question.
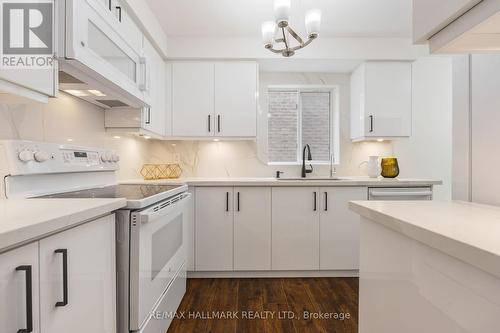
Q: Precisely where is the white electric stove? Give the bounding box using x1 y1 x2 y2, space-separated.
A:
0 140 189 333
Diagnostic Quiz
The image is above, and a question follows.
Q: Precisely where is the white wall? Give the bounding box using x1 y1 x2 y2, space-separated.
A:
148 59 453 193
0 93 152 180
0 57 452 193
393 57 453 200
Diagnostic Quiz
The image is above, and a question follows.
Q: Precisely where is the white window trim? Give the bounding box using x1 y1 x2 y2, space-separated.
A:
266 85 340 166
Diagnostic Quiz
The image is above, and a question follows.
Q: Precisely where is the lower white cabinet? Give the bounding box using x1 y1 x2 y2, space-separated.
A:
320 187 367 270
195 187 272 271
195 187 233 271
233 187 272 271
272 187 320 270
0 214 116 333
39 214 116 333
0 242 40 333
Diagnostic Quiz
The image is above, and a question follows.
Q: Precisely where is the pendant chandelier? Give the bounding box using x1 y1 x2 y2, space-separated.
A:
261 0 322 57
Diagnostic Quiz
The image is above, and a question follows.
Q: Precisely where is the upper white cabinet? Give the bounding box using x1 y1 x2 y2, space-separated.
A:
39 215 116 333
214 62 258 137
141 38 166 136
272 187 320 271
171 61 258 138
0 243 41 333
0 0 57 98
350 62 412 141
413 0 500 53
172 62 215 137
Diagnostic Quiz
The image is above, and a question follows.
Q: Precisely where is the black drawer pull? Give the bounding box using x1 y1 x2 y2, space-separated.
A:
55 249 68 307
16 265 33 333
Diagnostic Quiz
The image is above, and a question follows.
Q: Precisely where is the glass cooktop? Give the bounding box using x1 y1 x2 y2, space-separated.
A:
39 184 183 200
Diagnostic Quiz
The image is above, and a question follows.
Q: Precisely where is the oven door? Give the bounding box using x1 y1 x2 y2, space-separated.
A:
129 192 190 331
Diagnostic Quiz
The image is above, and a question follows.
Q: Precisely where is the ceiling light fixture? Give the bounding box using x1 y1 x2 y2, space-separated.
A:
262 0 321 57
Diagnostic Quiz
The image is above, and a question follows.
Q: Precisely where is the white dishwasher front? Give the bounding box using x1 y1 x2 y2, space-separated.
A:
368 187 433 200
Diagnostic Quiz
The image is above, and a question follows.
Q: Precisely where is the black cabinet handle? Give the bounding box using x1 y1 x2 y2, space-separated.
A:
217 115 221 133
15 265 33 333
237 192 240 211
369 115 374 133
108 0 112 10
324 192 328 211
226 192 229 212
55 249 68 307
313 192 317 211
208 115 211 132
115 6 122 22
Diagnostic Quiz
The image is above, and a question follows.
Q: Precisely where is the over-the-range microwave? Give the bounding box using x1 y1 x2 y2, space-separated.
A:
56 0 148 109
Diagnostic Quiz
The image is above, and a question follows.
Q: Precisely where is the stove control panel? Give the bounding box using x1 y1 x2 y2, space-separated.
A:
0 140 120 176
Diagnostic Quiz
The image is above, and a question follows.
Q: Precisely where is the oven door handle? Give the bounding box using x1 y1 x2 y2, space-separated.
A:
138 193 191 223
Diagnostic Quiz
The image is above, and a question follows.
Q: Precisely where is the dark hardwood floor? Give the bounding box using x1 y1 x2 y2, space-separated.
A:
167 278 359 333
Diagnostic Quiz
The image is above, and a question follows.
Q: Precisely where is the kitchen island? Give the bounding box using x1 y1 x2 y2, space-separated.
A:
349 200 500 333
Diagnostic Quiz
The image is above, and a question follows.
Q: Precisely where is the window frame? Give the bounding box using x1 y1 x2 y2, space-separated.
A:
266 85 340 166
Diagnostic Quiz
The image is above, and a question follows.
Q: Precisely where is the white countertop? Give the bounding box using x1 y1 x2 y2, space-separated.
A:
349 200 500 278
121 177 442 187
0 198 126 253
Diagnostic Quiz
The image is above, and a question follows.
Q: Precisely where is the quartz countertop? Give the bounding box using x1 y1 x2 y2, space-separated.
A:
0 198 126 253
349 200 500 278
121 177 442 187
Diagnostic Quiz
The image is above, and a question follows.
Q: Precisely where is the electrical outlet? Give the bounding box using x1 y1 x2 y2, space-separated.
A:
173 153 181 164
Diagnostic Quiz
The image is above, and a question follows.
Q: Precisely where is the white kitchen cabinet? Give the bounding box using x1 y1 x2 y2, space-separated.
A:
195 187 233 271
320 187 367 270
172 62 214 137
39 215 116 333
233 187 271 271
350 62 412 141
413 0 481 44
171 61 258 138
272 187 320 270
214 62 257 137
111 0 144 52
0 243 40 333
141 37 166 136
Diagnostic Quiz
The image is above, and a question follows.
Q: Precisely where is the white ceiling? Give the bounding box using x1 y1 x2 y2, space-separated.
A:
146 0 412 38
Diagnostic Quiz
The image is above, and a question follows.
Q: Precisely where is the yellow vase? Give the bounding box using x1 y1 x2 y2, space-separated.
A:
381 157 399 178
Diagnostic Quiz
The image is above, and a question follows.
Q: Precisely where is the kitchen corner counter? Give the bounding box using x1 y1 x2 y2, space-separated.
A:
0 198 126 253
121 177 442 187
349 200 500 278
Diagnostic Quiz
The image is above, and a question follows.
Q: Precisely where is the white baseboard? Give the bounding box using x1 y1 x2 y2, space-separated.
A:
187 270 359 278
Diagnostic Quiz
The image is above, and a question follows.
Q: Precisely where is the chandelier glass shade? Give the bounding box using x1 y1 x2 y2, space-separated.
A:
262 0 321 57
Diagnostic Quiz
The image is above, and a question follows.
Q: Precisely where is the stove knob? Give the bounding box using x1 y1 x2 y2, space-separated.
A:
101 152 110 162
18 150 34 162
34 151 49 162
112 154 120 162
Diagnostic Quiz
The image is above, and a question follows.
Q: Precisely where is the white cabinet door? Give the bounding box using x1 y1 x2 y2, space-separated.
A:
233 187 271 271
272 187 320 270
320 187 367 270
195 187 233 271
365 62 412 138
172 62 214 137
214 62 257 137
39 215 116 333
142 37 166 136
350 62 412 140
0 243 40 333
471 54 500 206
